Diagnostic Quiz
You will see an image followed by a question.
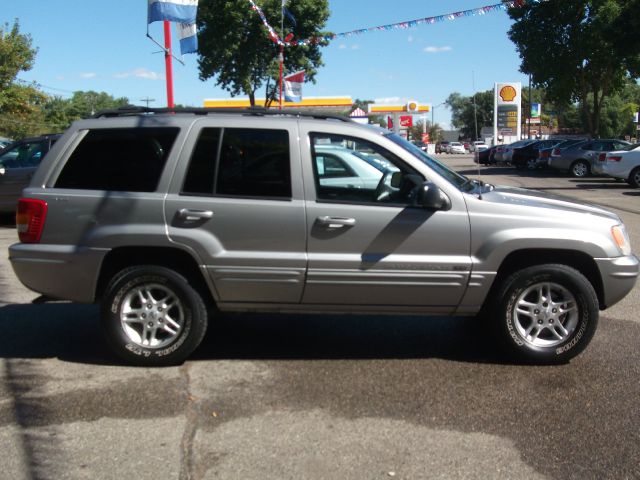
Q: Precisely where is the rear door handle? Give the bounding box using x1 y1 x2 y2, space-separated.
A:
178 208 214 221
316 216 356 228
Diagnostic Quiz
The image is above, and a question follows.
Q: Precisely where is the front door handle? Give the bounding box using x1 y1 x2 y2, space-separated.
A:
316 216 356 228
178 208 214 221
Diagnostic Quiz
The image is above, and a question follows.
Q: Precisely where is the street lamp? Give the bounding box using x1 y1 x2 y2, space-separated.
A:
431 102 446 140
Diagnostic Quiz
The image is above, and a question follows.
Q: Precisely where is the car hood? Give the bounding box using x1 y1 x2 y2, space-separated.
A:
479 185 620 221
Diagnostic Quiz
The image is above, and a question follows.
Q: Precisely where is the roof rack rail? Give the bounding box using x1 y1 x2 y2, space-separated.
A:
92 105 354 123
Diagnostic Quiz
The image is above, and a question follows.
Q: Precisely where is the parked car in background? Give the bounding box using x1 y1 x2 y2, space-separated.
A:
536 139 586 169
474 145 497 165
0 133 61 213
436 141 450 154
313 144 396 190
593 143 640 187
470 141 489 153
493 139 537 164
547 139 630 177
447 141 466 154
511 139 565 170
0 138 12 151
463 142 470 153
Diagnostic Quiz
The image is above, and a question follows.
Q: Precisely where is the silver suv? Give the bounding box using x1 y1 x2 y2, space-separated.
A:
9 108 639 366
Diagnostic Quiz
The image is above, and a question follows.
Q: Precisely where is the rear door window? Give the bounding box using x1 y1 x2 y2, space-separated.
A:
182 127 291 199
55 128 179 192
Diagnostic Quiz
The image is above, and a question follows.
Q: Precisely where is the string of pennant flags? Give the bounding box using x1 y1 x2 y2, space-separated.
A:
248 0 540 47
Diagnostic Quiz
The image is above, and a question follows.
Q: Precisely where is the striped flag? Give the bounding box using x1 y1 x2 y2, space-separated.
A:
177 22 197 54
283 70 305 103
148 0 198 24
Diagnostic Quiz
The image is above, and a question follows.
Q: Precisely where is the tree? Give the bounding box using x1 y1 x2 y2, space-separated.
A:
507 0 639 137
197 0 330 106
0 20 47 139
41 91 130 133
65 91 129 118
445 90 494 140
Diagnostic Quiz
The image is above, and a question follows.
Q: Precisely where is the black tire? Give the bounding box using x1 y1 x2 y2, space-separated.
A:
570 160 590 178
491 264 598 364
101 265 208 366
525 158 538 170
628 167 640 188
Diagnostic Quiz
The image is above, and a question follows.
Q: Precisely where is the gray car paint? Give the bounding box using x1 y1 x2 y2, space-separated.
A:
8 113 639 316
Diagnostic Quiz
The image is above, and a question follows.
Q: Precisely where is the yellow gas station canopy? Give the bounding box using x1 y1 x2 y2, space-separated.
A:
204 97 353 109
368 101 431 114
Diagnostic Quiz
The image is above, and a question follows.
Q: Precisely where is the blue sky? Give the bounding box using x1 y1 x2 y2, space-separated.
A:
2 0 530 128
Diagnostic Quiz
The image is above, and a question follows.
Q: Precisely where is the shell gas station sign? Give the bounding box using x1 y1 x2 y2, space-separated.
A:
494 82 522 144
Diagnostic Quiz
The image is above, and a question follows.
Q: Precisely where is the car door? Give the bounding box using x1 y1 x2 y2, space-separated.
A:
299 127 471 313
0 140 45 212
164 118 307 304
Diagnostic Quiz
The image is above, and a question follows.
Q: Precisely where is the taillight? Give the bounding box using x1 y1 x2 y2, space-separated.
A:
551 148 561 156
598 153 606 162
607 156 622 162
540 150 550 158
16 198 47 243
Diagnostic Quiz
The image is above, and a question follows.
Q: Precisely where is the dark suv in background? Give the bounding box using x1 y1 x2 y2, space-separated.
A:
0 133 61 214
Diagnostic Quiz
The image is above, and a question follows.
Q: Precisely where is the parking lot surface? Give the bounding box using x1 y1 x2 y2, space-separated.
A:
1 155 639 479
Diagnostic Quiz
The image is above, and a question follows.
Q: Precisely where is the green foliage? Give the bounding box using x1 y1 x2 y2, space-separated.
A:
446 90 494 140
0 20 45 139
197 0 330 106
0 20 35 90
506 0 639 137
407 120 443 143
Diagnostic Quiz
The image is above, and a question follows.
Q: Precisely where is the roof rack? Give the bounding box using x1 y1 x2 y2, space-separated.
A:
92 105 354 123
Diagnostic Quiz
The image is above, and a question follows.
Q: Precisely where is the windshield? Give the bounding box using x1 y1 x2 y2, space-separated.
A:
384 133 473 190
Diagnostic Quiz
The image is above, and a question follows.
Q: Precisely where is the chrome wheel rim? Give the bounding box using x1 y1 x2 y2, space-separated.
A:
120 283 184 348
572 162 588 177
526 158 537 170
632 170 640 187
513 282 579 348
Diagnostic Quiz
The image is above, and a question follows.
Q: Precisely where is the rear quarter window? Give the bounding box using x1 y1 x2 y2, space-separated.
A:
54 128 179 192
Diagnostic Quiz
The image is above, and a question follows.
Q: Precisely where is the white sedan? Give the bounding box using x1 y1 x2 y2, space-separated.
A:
593 144 640 187
447 142 466 154
470 141 488 152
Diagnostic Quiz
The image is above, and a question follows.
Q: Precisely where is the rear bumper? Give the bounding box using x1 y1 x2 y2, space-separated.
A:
9 243 109 303
596 254 639 308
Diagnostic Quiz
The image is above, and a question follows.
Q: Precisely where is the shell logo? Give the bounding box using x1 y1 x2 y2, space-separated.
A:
407 100 419 112
499 85 517 102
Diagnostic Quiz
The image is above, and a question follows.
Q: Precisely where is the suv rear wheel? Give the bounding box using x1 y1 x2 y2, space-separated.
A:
492 264 598 364
101 266 208 366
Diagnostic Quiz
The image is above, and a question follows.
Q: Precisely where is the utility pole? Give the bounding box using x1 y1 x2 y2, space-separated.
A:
140 97 155 108
528 74 532 139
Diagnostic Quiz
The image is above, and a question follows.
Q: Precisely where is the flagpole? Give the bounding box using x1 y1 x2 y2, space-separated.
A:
278 45 284 110
164 20 175 108
279 1 285 110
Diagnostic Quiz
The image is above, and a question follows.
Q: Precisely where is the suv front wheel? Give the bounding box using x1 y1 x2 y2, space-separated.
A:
101 266 208 366
492 264 598 364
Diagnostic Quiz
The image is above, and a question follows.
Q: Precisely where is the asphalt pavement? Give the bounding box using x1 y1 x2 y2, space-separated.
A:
1 156 639 480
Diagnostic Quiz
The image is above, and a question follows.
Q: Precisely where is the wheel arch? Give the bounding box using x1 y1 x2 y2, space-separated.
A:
96 246 216 307
484 248 604 310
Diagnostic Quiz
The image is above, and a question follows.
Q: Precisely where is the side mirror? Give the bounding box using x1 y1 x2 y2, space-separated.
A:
417 182 451 211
